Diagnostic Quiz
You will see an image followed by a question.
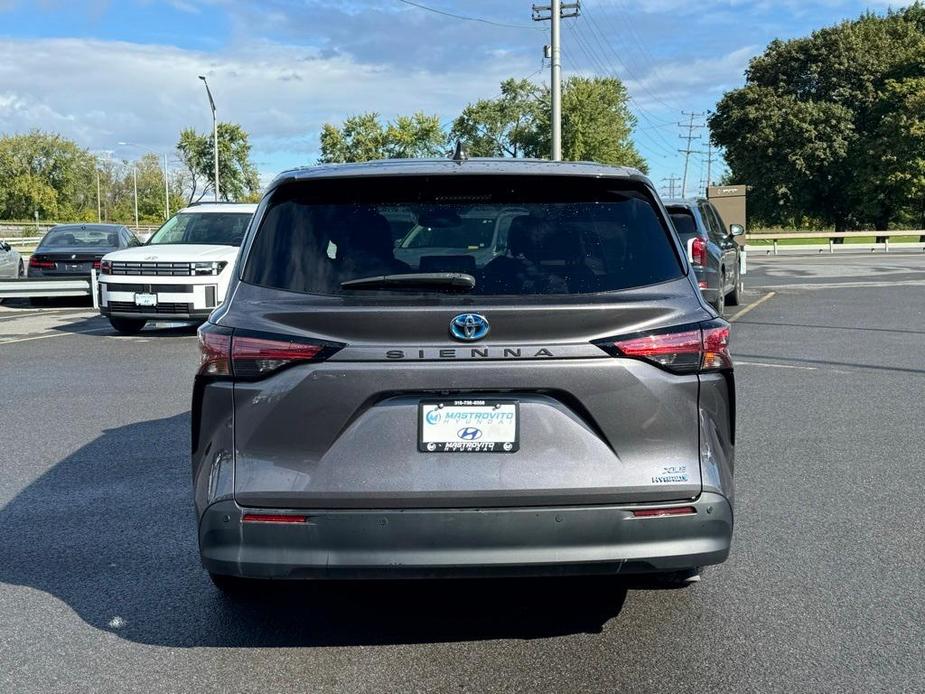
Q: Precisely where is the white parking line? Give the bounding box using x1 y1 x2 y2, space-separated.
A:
0 328 111 345
728 291 776 322
735 360 817 371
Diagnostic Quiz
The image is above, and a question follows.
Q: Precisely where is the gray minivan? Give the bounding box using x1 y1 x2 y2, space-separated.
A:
192 158 736 591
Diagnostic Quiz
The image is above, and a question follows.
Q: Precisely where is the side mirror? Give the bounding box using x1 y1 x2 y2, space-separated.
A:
729 224 745 237
0 241 10 252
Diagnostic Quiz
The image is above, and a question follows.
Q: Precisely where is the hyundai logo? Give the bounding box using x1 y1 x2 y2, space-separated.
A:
450 313 490 342
457 427 483 441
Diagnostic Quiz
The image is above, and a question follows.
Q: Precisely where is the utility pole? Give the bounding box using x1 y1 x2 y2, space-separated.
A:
532 1 581 161
662 175 680 199
199 75 220 201
703 140 715 190
678 111 706 198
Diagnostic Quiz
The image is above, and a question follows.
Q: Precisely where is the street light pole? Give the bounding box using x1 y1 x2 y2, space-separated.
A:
164 153 170 219
132 166 139 227
96 169 102 223
198 75 220 201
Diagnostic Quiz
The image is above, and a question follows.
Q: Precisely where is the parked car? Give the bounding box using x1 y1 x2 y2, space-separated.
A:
664 199 745 315
0 239 23 279
98 202 257 335
193 159 736 592
27 224 139 278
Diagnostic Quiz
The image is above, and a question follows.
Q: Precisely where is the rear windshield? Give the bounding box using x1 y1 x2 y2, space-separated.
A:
147 212 252 246
41 227 121 248
668 208 700 241
243 175 683 296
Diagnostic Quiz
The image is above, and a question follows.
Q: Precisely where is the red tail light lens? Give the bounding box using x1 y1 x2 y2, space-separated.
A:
196 326 341 379
29 256 55 270
198 325 232 376
92 259 101 270
691 237 707 266
242 513 307 524
232 335 325 379
597 320 732 374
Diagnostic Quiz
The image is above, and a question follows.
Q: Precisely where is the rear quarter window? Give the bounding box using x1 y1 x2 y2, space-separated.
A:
243 175 683 297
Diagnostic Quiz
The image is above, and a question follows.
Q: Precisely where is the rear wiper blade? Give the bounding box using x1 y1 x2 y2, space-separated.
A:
340 272 476 291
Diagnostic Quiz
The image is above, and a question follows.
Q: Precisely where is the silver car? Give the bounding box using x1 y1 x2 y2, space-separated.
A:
193 159 735 591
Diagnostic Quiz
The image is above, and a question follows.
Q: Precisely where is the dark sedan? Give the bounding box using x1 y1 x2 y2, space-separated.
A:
28 224 141 277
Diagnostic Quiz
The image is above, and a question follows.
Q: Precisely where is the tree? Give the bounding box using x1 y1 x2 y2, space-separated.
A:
449 76 646 171
0 131 96 220
319 112 446 163
450 79 544 158
710 6 925 230
176 122 260 203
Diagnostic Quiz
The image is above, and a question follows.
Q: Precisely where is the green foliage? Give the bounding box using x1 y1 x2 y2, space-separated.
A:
450 79 544 158
176 122 260 203
449 76 646 171
319 112 447 163
0 131 96 220
710 5 925 229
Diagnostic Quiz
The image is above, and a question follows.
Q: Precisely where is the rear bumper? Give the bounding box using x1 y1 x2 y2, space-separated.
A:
200 492 733 579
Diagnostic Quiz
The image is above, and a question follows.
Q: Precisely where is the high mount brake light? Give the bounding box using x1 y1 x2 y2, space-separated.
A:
196 325 340 379
597 321 732 374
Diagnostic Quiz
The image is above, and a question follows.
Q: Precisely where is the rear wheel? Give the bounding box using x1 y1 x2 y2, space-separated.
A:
209 572 256 596
712 274 726 316
17 260 24 278
726 268 743 306
108 316 146 335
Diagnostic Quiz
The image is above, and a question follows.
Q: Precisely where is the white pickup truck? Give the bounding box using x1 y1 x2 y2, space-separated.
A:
98 203 257 334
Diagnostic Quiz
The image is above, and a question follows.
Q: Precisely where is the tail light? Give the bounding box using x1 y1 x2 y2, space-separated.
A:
196 324 342 379
595 320 732 374
92 259 101 270
29 256 55 270
690 236 707 266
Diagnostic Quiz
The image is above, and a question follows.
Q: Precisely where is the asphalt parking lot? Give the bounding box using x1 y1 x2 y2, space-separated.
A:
1 253 923 694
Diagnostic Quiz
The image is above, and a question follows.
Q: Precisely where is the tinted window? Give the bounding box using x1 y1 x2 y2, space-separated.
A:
147 212 252 246
243 175 683 297
667 208 700 241
41 226 120 248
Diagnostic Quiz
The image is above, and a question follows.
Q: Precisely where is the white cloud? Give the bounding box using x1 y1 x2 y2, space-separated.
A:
0 36 534 175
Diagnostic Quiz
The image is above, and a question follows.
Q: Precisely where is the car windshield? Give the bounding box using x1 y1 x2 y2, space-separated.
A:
244 175 683 297
147 212 252 246
41 227 120 248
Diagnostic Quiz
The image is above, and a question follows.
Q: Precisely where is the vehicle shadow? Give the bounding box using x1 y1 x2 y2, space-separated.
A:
49 314 200 338
0 413 628 648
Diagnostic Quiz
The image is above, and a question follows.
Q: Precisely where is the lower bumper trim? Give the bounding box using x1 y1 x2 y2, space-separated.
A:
200 493 733 579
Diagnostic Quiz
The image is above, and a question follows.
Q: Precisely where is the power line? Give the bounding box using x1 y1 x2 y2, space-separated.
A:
661 175 680 199
395 0 541 30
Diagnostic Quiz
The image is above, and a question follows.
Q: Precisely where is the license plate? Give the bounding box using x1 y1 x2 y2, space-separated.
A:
419 399 519 453
134 293 158 307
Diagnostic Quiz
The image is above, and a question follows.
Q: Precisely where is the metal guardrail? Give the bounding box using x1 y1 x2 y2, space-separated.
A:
744 230 925 255
0 273 99 309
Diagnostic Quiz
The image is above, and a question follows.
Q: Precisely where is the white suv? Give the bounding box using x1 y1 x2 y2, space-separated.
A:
99 203 257 334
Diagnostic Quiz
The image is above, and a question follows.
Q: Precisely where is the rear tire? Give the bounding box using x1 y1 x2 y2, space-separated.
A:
713 276 726 316
209 572 255 596
17 260 24 278
726 268 743 306
108 316 146 335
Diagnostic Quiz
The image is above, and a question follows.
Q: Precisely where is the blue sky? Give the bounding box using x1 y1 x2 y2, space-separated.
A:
0 0 909 194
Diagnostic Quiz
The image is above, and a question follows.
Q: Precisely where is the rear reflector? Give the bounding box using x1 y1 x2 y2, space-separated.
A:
632 506 696 518
598 320 732 374
242 513 308 524
698 280 708 289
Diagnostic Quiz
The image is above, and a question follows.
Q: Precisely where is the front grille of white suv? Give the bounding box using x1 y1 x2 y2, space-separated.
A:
109 261 193 276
